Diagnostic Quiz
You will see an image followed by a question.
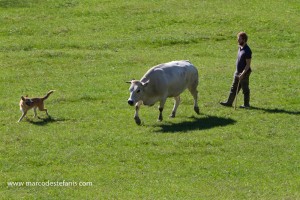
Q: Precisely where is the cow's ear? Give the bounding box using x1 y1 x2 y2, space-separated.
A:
143 80 150 87
126 78 135 84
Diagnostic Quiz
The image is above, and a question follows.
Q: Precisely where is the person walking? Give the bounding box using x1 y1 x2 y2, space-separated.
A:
220 32 252 108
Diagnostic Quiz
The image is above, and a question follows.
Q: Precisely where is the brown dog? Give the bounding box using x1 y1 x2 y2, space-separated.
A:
18 90 55 122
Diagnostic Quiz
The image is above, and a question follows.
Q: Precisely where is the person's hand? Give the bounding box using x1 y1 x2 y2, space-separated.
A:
239 73 244 80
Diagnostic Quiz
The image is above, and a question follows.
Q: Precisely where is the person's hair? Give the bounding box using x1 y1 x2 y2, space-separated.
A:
238 32 248 42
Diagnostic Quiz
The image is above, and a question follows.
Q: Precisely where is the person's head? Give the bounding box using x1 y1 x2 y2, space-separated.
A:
237 32 248 46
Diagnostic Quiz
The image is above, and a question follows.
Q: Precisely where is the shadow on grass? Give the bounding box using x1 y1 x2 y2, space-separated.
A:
155 115 236 133
250 106 300 115
0 0 29 8
28 116 68 126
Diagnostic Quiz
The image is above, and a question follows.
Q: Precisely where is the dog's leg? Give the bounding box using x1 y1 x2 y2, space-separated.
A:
18 111 27 122
33 107 37 118
38 105 49 117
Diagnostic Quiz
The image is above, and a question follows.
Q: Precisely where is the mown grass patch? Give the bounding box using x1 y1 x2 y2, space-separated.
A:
1 0 299 199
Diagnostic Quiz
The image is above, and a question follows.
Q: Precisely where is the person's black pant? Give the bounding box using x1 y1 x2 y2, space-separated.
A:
227 71 251 106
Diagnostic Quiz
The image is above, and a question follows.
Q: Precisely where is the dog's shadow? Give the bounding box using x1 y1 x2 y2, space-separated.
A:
27 116 67 126
155 115 236 133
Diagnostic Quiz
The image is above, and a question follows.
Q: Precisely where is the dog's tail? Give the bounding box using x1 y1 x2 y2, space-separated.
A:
42 90 55 100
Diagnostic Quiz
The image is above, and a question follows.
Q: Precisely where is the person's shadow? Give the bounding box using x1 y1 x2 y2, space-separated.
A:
155 115 236 133
250 106 300 115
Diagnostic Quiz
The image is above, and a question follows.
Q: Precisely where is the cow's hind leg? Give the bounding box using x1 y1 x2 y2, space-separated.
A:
188 83 200 115
170 96 180 118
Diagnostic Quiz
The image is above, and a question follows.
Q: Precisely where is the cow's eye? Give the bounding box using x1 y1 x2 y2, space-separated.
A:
136 89 141 93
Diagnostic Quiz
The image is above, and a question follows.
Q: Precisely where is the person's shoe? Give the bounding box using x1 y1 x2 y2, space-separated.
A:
220 102 232 107
239 105 250 109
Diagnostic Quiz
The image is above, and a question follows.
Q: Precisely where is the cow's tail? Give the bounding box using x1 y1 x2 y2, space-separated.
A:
42 90 55 100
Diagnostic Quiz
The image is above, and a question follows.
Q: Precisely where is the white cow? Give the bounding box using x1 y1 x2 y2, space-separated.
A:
127 60 200 125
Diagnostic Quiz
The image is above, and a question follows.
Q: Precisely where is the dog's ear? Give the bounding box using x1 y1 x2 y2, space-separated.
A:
21 96 26 101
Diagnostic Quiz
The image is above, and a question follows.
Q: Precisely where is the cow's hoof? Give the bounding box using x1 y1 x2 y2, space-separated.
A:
194 106 200 114
169 113 176 118
134 117 141 125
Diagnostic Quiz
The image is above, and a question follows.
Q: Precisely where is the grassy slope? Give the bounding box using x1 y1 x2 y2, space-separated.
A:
0 0 299 199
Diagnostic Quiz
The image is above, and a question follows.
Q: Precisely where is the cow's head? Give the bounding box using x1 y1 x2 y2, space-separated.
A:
126 80 149 106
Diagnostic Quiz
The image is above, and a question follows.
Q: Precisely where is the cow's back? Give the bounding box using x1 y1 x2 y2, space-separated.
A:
141 60 198 98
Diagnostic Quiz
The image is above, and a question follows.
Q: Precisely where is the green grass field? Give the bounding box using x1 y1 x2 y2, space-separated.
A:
1 0 299 199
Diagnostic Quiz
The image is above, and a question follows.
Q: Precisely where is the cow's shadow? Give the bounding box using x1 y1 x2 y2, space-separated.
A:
155 115 236 133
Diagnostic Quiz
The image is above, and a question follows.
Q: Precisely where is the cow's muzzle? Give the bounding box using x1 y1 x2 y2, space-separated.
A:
128 99 134 106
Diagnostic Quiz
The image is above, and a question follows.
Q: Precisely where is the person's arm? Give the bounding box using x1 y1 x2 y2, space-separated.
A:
239 58 251 80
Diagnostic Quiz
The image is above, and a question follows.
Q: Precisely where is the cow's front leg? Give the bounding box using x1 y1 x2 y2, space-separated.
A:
158 99 166 121
170 96 180 118
134 101 142 125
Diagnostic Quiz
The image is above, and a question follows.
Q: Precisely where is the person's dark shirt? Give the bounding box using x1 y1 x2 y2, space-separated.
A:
236 44 252 74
